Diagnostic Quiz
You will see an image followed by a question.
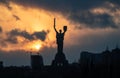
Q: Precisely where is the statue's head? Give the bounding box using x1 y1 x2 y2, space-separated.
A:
59 29 62 33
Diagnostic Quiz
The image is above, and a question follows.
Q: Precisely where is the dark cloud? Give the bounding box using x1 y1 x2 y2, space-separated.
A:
0 40 7 47
0 0 12 10
8 0 103 11
69 11 117 29
6 29 49 44
0 47 57 66
5 37 18 44
7 29 34 41
6 0 120 29
0 0 8 4
0 26 2 33
109 0 120 4
13 15 20 21
0 50 30 66
32 30 49 41
0 26 7 47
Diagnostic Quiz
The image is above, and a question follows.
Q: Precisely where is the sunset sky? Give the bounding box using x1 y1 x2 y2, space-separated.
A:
0 0 120 66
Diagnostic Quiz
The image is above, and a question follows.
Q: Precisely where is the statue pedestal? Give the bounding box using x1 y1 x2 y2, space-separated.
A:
52 52 68 66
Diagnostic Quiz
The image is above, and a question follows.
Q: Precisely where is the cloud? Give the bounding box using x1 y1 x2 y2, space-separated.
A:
0 40 7 47
0 47 56 66
0 26 2 33
5 0 119 29
7 29 34 41
7 0 103 11
0 0 8 4
5 37 18 44
69 11 117 29
0 0 12 10
0 27 7 47
13 15 20 21
109 0 120 5
32 30 49 41
6 29 49 44
0 50 30 66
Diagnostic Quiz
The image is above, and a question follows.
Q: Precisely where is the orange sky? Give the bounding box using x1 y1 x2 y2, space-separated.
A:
0 1 119 53
0 2 78 52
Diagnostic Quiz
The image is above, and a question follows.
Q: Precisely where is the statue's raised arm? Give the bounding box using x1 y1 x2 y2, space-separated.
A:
54 18 58 33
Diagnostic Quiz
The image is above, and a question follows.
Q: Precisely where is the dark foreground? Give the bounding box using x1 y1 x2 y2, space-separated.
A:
1 47 120 78
0 65 120 78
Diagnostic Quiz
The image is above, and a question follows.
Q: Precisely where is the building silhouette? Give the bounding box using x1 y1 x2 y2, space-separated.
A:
79 45 120 78
31 54 43 69
0 61 3 68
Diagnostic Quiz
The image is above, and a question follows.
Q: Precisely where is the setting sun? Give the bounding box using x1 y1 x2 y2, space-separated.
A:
31 40 42 52
34 44 41 51
24 40 43 52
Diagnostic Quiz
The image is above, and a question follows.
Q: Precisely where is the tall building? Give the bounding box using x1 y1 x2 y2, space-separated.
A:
111 46 120 73
79 46 120 73
0 61 3 68
31 54 43 69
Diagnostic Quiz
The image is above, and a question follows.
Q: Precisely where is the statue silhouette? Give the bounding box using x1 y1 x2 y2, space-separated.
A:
54 18 67 53
52 18 68 66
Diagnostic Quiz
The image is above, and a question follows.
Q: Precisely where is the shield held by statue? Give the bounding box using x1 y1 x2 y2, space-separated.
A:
63 26 67 32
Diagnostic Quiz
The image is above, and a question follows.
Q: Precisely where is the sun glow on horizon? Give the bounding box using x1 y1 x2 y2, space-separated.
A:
34 43 41 51
29 40 43 52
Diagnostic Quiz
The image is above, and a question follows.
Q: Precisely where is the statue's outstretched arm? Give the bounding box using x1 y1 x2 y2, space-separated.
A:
54 18 58 33
63 31 66 34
